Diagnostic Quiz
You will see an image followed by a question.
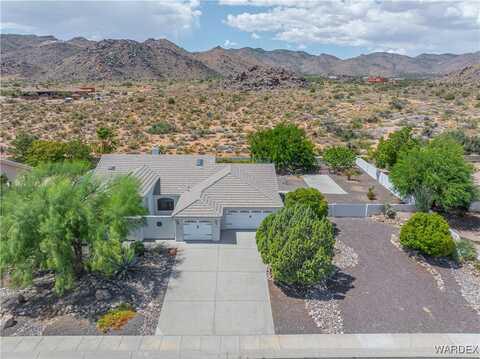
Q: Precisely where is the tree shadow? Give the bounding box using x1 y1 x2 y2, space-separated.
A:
273 268 355 302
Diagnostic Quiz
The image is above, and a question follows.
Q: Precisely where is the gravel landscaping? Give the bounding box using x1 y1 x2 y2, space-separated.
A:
0 245 175 336
269 217 480 334
269 239 358 334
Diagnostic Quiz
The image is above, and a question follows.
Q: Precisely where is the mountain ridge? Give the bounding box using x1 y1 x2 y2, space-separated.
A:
1 34 479 81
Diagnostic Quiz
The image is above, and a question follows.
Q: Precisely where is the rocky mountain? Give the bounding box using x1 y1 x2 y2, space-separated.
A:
199 47 480 77
441 64 480 84
1 34 216 81
1 34 479 81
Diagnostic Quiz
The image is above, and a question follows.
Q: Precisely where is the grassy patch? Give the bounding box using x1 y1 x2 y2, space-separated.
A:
97 303 136 333
454 239 478 263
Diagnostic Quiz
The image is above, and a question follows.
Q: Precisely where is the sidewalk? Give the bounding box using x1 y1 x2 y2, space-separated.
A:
2 333 479 358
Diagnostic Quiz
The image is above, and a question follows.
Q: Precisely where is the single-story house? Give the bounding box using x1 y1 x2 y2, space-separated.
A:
0 158 31 183
94 153 283 241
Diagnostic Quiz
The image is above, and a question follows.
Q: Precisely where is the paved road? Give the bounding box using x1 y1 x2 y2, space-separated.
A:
333 218 480 333
156 230 274 335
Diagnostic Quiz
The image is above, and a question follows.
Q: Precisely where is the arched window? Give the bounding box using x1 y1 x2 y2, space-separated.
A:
157 198 174 211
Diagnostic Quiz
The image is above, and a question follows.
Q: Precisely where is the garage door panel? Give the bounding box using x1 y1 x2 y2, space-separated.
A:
184 221 213 240
223 209 271 229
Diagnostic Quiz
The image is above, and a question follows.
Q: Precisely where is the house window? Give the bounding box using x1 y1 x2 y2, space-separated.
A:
157 198 174 211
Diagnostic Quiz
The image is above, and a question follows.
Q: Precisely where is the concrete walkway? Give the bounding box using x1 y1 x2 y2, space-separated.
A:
156 230 274 336
2 334 479 358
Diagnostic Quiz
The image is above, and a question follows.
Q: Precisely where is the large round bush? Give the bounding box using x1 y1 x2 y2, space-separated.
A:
256 205 335 286
399 212 455 257
285 188 328 219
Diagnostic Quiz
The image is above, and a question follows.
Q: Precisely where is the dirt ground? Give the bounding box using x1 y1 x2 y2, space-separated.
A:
268 218 480 334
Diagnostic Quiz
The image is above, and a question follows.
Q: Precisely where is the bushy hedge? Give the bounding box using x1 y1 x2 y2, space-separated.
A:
248 123 316 173
256 205 335 286
399 212 455 257
285 188 328 219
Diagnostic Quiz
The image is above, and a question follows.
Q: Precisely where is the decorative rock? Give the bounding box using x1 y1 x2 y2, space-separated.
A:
1 314 16 330
95 289 112 301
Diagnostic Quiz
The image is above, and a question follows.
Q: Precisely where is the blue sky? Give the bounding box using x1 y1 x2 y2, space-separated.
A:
1 1 479 58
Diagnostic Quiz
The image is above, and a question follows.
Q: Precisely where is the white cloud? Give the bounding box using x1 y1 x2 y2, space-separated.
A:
0 22 35 33
223 0 480 55
223 39 238 48
0 0 201 41
251 32 261 39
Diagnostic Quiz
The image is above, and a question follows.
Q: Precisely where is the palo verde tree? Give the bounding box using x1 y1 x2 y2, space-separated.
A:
0 161 147 294
248 123 316 173
322 146 356 173
390 136 477 212
373 127 419 170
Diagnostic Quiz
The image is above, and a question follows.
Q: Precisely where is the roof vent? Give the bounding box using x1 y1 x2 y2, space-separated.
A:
108 165 116 171
196 158 204 167
152 146 160 155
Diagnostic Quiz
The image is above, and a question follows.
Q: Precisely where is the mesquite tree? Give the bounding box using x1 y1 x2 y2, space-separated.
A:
0 161 147 294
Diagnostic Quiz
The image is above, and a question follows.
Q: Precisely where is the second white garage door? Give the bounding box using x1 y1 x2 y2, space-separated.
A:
223 209 273 229
183 220 213 241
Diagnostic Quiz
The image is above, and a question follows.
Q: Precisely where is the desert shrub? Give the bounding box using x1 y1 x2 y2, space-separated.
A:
366 186 376 200
97 304 136 333
454 239 478 263
147 121 176 135
167 97 175 105
130 241 145 257
256 205 335 286
248 123 316 173
383 203 396 219
399 212 455 257
284 188 328 219
390 98 407 110
323 146 356 173
444 93 455 101
373 127 419 169
10 131 38 163
390 136 477 212
26 140 93 166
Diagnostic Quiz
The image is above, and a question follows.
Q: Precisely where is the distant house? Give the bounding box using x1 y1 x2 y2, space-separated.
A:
367 76 388 83
0 158 31 183
94 153 283 241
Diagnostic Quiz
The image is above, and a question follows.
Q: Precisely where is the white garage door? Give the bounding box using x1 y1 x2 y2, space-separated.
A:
183 220 213 241
223 209 273 229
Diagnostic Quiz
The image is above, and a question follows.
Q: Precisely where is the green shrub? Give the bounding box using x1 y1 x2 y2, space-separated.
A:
284 188 328 219
373 127 419 169
399 212 455 257
147 121 176 135
256 205 335 286
131 241 145 256
366 186 376 201
322 146 356 173
454 239 478 263
390 136 477 212
248 123 316 173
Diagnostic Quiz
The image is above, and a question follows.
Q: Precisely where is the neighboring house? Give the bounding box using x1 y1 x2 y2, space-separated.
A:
0 158 31 183
94 154 283 241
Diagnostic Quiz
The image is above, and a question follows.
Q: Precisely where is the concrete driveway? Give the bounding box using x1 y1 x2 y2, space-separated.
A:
156 230 274 336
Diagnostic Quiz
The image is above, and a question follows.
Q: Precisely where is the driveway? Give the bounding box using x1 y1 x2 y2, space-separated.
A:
156 230 274 336
333 218 480 333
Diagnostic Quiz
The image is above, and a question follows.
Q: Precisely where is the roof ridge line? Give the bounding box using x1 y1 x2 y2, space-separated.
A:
230 165 277 202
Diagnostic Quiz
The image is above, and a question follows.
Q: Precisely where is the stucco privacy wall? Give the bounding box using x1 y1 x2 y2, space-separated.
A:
356 157 415 205
328 203 417 217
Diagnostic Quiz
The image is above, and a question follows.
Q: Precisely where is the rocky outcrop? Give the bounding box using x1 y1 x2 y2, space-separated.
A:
223 66 308 91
